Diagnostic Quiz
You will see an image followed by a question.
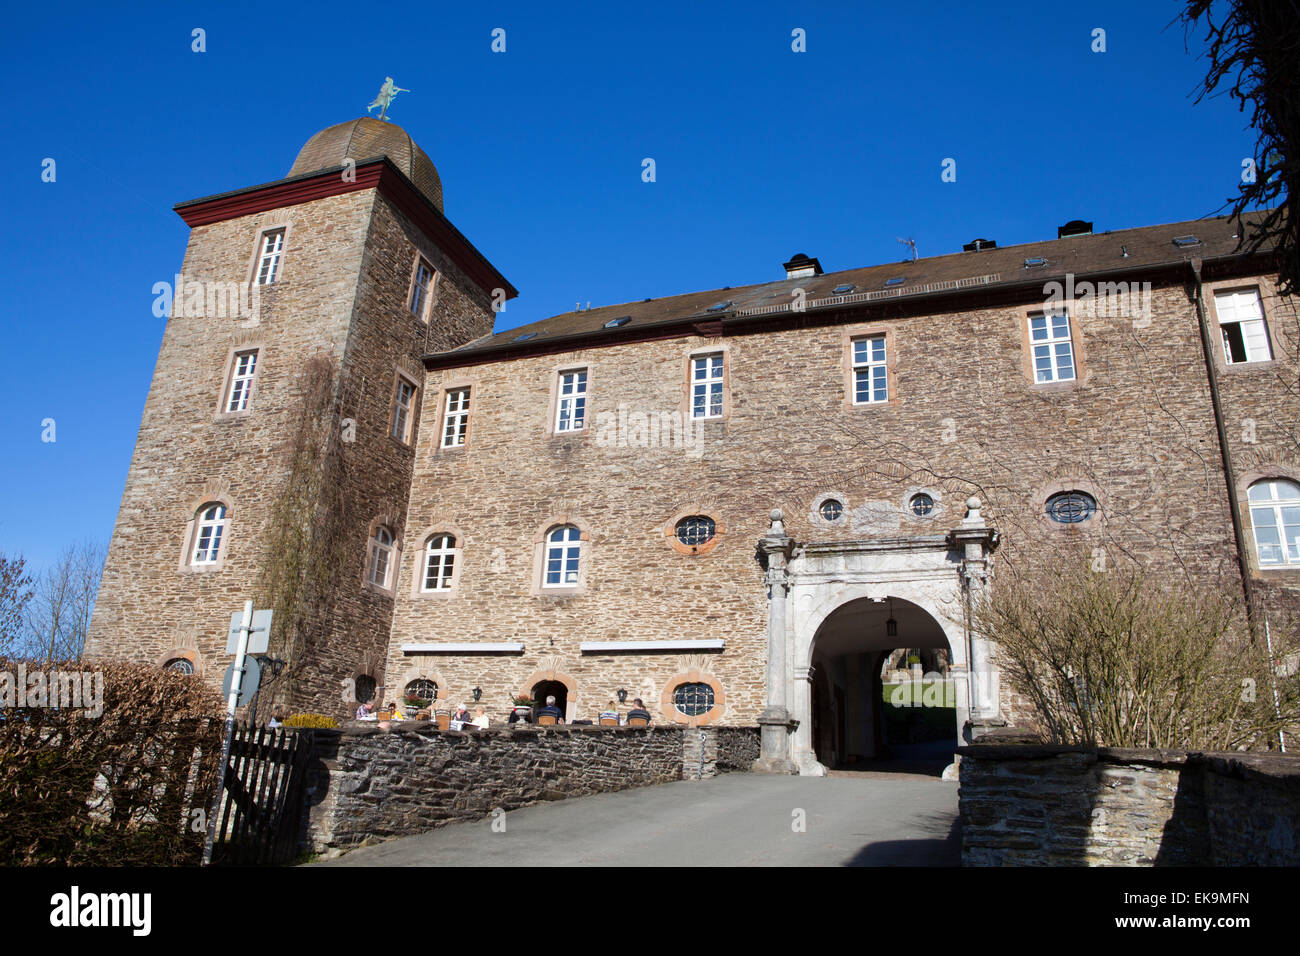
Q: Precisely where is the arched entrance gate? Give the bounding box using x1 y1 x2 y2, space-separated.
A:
752 499 1000 777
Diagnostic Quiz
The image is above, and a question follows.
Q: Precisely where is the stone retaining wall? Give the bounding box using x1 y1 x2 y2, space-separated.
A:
306 722 757 853
958 744 1300 866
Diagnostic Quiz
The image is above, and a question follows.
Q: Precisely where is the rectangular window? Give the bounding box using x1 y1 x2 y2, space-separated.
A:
1216 289 1272 364
391 378 416 443
556 369 588 432
225 349 258 413
256 229 285 285
441 387 470 448
851 335 888 404
1029 312 1075 383
691 353 725 420
410 258 435 320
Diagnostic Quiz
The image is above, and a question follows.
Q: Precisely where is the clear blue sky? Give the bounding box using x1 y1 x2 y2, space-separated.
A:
0 1 1258 572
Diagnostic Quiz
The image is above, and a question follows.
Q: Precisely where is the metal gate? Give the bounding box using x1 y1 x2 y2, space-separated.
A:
211 726 313 865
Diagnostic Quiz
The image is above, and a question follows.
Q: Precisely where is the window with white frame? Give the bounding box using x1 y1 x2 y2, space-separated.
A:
225 350 258 413
544 525 581 587
369 526 394 588
392 378 416 443
192 504 227 565
410 258 435 320
690 353 724 420
1216 289 1272 364
556 369 588 432
851 335 888 404
1248 479 1300 567
421 534 456 591
1029 312 1075 383
441 388 470 448
256 229 286 285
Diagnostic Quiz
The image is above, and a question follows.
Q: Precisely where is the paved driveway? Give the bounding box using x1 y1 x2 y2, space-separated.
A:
317 771 960 867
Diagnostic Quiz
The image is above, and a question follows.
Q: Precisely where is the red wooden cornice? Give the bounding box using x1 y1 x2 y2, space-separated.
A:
173 159 517 301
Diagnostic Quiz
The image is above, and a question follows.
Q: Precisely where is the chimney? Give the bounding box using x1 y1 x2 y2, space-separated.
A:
1057 219 1093 238
962 238 997 251
783 253 823 279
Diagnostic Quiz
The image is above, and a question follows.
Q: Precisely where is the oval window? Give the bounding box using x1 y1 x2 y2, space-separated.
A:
673 682 716 717
1046 491 1096 524
819 499 844 522
675 515 716 548
909 493 934 517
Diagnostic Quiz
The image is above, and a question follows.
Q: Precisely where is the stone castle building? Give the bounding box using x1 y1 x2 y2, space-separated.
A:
87 117 1299 774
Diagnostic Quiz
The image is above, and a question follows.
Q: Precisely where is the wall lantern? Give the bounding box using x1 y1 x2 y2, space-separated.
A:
886 598 898 639
617 688 628 703
472 686 483 702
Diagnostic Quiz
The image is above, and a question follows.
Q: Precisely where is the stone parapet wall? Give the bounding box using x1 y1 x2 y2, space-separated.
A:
306 722 758 853
958 744 1300 866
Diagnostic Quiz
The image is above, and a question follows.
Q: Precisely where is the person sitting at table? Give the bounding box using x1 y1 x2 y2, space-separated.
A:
598 701 619 723
626 698 652 724
537 695 564 723
386 701 403 720
472 706 490 729
355 700 377 720
451 703 473 726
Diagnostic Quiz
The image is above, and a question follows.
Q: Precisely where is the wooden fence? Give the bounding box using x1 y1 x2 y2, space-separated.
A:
211 726 313 865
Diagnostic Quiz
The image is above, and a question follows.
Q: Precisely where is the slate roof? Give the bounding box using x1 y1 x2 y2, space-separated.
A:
428 213 1276 367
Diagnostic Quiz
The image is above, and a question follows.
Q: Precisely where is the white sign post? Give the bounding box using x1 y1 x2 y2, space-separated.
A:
202 600 271 866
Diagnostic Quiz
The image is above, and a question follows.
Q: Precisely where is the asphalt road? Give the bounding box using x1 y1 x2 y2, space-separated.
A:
317 771 961 867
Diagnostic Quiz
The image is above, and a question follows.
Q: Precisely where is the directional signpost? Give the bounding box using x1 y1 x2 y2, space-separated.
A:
202 600 273 866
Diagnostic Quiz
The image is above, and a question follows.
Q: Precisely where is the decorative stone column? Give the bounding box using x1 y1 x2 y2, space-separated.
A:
753 509 797 774
947 497 999 727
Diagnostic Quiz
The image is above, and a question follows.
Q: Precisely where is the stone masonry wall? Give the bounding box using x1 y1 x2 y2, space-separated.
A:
306 722 700 852
958 744 1300 866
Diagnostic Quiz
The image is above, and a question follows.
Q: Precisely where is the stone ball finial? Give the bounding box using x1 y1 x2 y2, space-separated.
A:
770 508 783 522
966 496 981 511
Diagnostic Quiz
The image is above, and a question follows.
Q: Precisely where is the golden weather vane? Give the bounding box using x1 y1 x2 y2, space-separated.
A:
367 77 409 121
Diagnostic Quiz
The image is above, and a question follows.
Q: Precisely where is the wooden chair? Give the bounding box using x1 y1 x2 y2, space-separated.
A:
537 714 558 726
599 717 618 726
415 709 431 721
377 710 392 721
627 716 649 727
435 712 450 731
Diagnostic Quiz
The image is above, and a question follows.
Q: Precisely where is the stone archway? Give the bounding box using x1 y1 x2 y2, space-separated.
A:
752 500 999 777
522 659 579 722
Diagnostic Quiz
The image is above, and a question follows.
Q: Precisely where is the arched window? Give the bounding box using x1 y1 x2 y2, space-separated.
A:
673 682 715 717
544 525 582 587
192 504 228 565
354 675 376 704
422 534 456 591
369 526 394 588
405 678 438 704
1248 479 1300 567
165 658 194 675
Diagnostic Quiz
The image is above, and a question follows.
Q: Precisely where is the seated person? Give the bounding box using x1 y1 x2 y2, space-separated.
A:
355 700 377 720
598 700 619 722
385 701 404 720
536 695 564 723
472 706 490 729
626 698 652 724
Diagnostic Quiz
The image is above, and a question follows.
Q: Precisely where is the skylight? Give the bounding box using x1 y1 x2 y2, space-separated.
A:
705 301 732 313
512 332 537 341
1023 257 1048 268
883 277 905 287
832 283 855 294
1172 235 1202 248
603 316 631 329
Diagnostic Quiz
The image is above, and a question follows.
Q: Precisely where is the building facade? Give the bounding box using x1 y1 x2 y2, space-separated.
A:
87 118 1300 774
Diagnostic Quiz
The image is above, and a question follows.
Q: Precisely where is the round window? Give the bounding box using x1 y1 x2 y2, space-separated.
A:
354 674 377 703
910 493 934 517
673 682 716 717
1046 491 1096 524
675 516 716 548
819 499 844 522
165 658 194 675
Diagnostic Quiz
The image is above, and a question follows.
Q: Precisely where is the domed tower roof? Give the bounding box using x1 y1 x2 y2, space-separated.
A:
289 117 443 212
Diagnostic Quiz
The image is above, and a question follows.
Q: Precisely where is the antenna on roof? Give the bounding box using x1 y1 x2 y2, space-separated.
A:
897 237 918 261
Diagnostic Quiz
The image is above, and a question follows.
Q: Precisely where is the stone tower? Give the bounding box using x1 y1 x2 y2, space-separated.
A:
85 117 515 716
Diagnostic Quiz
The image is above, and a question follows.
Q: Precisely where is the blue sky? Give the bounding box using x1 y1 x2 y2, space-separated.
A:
0 1 1259 572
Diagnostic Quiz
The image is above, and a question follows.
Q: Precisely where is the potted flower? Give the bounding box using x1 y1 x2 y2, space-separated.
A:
510 693 535 722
